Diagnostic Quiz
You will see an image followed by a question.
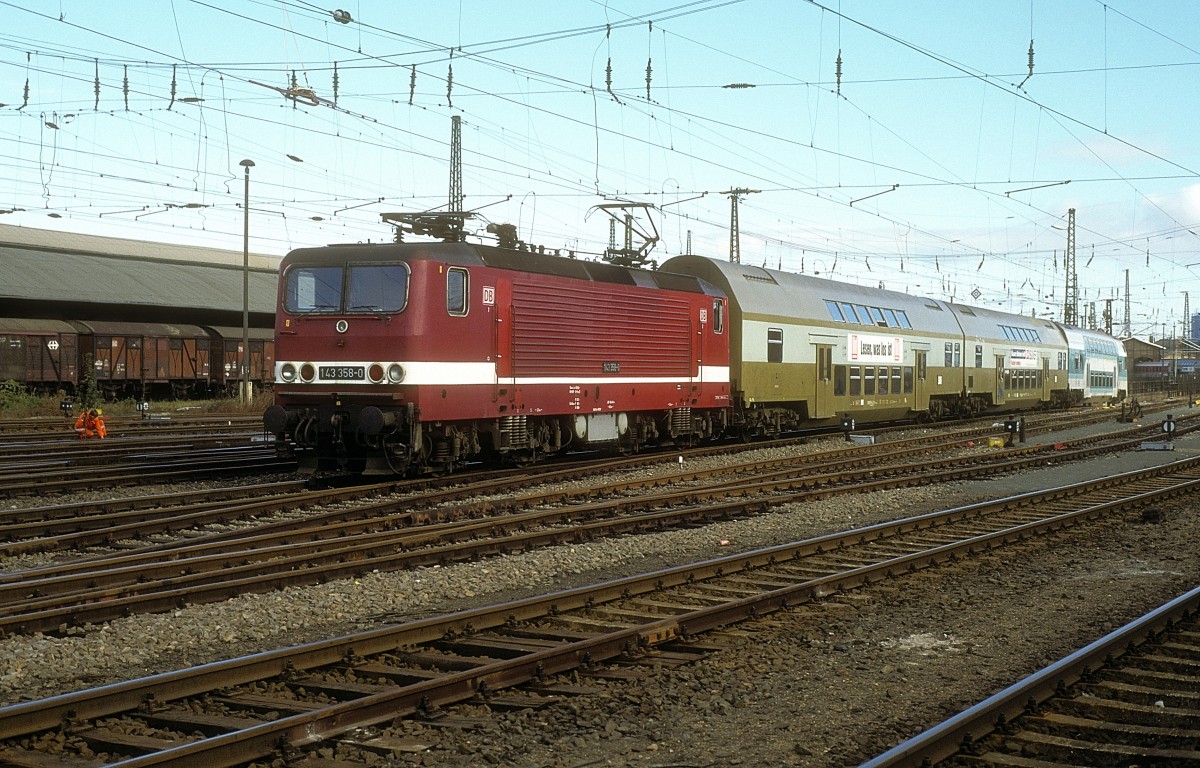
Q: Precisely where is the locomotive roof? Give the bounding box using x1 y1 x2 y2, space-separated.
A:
284 241 725 296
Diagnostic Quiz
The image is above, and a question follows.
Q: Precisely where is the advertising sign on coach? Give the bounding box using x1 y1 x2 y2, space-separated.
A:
1008 348 1040 368
848 333 903 363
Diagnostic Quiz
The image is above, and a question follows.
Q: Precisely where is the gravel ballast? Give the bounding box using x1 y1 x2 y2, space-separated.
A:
1 417 1198 767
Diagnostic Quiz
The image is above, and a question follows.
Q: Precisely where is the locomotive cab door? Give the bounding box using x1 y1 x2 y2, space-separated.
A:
811 344 833 418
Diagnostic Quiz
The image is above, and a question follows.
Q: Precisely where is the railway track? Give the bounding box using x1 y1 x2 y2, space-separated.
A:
0 414 1192 636
0 456 1195 767
861 584 1200 767
0 408 1112 553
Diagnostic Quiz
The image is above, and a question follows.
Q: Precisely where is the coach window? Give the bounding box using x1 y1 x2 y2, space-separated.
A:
834 365 846 396
767 328 784 363
446 267 469 316
892 367 902 395
712 298 725 333
839 302 857 325
895 310 912 329
975 344 983 368
883 308 900 327
869 307 887 326
863 366 876 396
825 300 845 322
944 342 954 367
853 304 871 325
849 366 861 395
953 342 962 367
877 366 889 394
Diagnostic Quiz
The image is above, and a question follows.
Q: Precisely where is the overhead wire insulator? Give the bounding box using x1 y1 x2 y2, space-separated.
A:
168 63 176 110
332 61 339 105
835 49 843 95
122 64 129 110
1018 39 1035 88
409 64 416 105
290 70 298 109
20 52 31 111
93 58 100 110
446 51 453 108
645 58 652 100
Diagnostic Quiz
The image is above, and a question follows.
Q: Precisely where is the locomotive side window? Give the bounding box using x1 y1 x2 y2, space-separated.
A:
446 267 469 316
712 299 725 333
767 328 783 363
349 264 408 313
286 266 343 313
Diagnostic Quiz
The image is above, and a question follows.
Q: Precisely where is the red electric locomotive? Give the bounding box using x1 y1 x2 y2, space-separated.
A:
263 234 731 474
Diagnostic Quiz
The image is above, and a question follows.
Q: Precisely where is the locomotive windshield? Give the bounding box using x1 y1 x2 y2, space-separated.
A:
284 263 409 314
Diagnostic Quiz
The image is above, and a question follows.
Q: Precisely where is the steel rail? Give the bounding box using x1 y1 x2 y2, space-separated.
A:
0 425 1191 635
857 584 1200 768
0 459 1197 766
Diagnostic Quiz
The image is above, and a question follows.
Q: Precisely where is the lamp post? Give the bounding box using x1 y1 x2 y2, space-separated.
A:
239 159 255 405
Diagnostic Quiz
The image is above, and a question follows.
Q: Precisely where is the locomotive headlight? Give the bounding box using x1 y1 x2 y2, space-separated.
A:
279 363 298 383
299 363 316 383
368 363 385 383
387 363 406 383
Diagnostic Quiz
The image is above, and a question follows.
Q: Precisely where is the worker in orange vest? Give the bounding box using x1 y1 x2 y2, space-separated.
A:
74 408 107 439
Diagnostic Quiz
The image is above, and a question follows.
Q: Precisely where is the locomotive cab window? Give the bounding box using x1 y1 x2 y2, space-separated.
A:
285 266 343 313
446 267 469 316
349 264 408 313
284 263 409 314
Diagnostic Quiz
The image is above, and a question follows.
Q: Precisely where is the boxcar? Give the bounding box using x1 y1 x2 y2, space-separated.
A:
0 318 80 393
72 320 213 399
204 325 276 396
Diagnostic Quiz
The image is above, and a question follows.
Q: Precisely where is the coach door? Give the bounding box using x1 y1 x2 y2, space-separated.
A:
995 355 1007 405
812 344 833 418
913 350 928 410
1041 357 1051 402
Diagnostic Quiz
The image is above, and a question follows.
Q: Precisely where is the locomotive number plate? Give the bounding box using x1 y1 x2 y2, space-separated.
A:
319 365 365 380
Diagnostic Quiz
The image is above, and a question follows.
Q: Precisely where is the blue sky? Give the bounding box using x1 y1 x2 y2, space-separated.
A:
2 1 1199 339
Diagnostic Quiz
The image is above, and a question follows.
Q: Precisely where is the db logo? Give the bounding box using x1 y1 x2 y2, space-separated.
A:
482 286 495 306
